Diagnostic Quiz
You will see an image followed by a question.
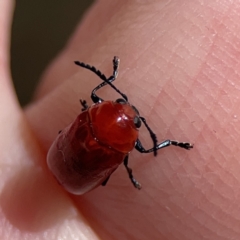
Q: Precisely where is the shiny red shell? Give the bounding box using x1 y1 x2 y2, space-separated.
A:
47 101 139 195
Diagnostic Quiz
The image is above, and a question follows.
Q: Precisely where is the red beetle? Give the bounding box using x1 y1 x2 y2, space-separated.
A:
47 57 193 195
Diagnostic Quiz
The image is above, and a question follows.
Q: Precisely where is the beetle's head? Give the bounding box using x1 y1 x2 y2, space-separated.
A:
115 98 141 129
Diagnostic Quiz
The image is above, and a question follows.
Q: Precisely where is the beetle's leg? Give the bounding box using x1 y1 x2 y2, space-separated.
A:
75 57 128 103
112 56 120 78
124 155 141 190
101 175 111 186
139 116 158 156
135 139 193 153
58 130 62 134
91 82 108 103
75 60 108 103
80 99 88 111
90 56 122 103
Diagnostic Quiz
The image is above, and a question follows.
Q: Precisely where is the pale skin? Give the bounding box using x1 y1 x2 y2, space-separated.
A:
1 0 240 239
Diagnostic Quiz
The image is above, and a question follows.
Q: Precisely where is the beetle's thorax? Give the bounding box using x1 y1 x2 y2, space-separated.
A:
88 101 139 153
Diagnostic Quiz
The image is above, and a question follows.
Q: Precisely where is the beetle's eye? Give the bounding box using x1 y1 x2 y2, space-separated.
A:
116 98 126 104
134 116 141 128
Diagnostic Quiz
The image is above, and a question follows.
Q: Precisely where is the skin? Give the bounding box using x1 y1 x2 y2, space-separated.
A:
1 0 240 239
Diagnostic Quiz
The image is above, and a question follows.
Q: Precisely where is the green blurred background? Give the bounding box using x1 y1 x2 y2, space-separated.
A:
11 0 93 106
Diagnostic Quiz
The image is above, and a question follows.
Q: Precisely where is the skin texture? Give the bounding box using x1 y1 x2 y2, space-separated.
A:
1 0 240 239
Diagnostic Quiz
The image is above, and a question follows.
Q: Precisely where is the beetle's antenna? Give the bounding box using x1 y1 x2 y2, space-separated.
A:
74 60 128 101
139 117 158 156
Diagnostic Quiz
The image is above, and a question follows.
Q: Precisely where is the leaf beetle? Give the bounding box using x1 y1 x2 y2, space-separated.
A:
47 56 193 195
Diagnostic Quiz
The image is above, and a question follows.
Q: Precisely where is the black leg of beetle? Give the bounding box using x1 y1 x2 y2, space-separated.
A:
75 60 108 103
75 57 128 103
112 56 120 78
124 155 141 190
139 117 158 156
80 99 88 111
90 56 127 103
74 61 108 83
58 130 62 134
135 139 193 154
91 82 109 103
101 175 111 186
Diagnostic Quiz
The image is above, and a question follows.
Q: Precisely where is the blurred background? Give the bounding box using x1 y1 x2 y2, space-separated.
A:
11 0 93 106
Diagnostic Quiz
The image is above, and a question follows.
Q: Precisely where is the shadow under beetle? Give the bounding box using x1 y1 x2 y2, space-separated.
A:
47 56 193 195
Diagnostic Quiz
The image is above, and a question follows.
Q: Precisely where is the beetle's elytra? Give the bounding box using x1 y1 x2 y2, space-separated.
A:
47 56 193 195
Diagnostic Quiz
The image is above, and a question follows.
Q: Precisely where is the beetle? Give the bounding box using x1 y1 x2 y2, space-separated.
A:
47 56 193 195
